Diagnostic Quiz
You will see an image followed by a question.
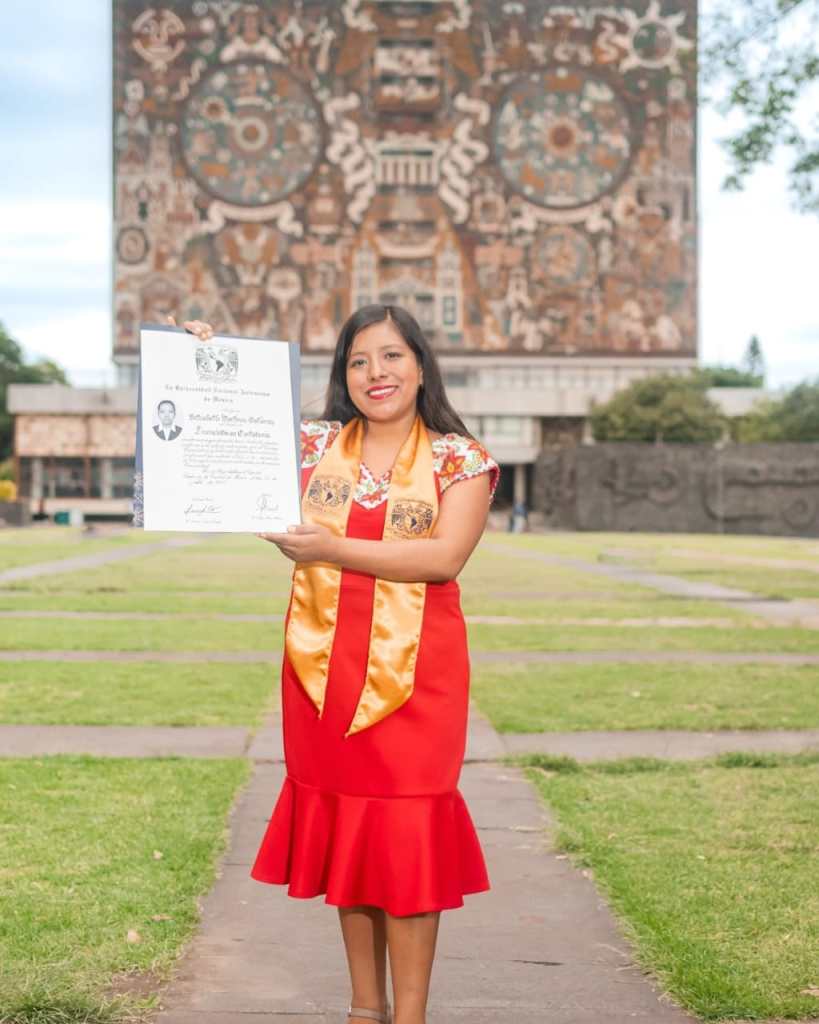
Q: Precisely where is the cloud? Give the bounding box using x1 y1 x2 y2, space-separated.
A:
10 308 113 384
698 109 819 386
0 199 111 380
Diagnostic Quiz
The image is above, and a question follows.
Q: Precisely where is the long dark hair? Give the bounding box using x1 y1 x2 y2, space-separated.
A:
321 304 474 438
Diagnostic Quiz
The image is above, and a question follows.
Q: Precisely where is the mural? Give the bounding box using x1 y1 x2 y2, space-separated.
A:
534 445 819 537
113 0 697 356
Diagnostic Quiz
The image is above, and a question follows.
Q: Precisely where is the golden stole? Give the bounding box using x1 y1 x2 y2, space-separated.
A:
285 415 439 737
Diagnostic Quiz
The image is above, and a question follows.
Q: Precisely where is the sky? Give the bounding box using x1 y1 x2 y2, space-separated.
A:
0 1 817 389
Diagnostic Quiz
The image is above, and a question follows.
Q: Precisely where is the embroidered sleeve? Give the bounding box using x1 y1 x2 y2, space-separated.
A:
300 419 342 468
435 434 501 503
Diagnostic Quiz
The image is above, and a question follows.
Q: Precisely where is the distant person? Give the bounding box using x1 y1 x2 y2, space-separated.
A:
153 399 182 441
511 499 528 533
170 306 499 1024
508 499 528 533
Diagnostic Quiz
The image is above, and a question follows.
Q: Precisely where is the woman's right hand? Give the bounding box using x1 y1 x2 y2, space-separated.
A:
166 315 214 342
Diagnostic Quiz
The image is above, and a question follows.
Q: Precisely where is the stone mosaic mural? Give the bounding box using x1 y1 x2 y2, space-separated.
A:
113 0 697 356
534 444 819 537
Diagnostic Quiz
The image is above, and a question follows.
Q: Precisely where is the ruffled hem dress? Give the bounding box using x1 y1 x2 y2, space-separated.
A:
251 420 500 916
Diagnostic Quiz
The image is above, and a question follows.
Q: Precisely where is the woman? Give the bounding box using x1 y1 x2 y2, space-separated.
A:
178 305 499 1024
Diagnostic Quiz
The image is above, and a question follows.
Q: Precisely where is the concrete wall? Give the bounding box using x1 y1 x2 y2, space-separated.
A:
534 443 819 537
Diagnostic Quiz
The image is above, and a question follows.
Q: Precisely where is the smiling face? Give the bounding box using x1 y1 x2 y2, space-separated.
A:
345 318 423 423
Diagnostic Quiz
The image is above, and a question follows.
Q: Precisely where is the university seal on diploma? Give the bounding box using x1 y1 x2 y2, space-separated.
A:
133 324 301 533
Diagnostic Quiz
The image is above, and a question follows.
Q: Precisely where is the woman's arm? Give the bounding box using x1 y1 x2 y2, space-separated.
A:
258 472 491 582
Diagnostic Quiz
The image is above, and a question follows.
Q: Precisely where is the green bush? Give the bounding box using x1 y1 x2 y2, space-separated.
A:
735 379 819 442
590 374 725 443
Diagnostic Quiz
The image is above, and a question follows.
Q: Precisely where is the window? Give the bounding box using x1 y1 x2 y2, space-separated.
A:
443 369 469 387
44 458 87 498
112 457 136 499
18 458 34 498
482 416 526 440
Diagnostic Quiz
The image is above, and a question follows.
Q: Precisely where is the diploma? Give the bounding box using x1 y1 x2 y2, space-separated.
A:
134 325 301 533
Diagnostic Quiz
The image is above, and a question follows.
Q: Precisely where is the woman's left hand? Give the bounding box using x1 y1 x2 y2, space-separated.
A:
256 523 338 563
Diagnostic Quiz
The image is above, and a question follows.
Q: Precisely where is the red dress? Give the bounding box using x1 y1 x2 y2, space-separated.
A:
251 434 495 917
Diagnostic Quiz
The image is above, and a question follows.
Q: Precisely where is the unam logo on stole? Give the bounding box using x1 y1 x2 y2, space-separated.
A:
195 344 239 381
390 500 434 537
306 475 352 510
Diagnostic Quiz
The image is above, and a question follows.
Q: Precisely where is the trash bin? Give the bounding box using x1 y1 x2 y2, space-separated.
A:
54 511 70 525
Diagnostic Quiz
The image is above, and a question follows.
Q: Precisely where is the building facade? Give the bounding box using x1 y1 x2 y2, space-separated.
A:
109 0 698 506
9 386 138 515
12 1 699 516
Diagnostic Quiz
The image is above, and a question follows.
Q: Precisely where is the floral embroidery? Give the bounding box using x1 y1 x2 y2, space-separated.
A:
439 451 466 483
300 419 500 508
300 419 341 467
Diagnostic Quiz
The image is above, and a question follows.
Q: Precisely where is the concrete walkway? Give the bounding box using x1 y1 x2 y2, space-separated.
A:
4 717 818 763
0 535 203 584
153 760 697 1024
501 728 819 761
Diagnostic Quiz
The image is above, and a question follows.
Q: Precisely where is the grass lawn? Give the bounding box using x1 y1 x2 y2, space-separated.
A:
7 541 293 595
472 662 819 732
0 588 291 614
0 528 172 572
0 755 250 1023
496 529 819 564
0 617 282 652
460 595 754 623
4 617 817 655
524 751 819 1021
489 532 819 601
466 622 819 653
6 617 811 654
460 546 652 595
647 563 819 602
0 662 278 726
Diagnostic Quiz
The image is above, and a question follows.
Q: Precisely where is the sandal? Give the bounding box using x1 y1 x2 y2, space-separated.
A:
347 1003 392 1023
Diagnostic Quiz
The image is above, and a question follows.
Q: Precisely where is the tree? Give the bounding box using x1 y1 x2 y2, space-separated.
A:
0 321 68 462
743 335 766 380
697 365 764 387
735 377 819 440
701 0 819 213
590 374 725 443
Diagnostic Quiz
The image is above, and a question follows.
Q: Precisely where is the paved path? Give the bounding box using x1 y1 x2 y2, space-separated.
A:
153 758 696 1024
0 536 203 584
6 649 819 665
0 724 254 759
502 728 819 761
5 717 818 763
487 543 819 627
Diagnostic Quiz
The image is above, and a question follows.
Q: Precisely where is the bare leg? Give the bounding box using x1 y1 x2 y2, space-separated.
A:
338 905 389 1022
385 910 441 1024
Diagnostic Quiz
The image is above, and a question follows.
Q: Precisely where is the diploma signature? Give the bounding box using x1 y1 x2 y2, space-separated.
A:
253 493 280 518
184 497 223 520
